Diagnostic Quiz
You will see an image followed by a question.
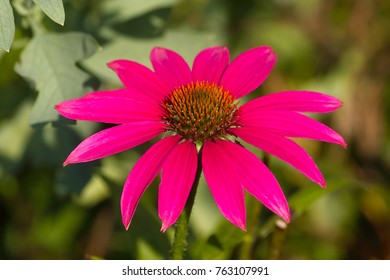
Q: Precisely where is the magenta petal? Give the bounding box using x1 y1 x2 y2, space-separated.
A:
192 46 230 84
107 60 169 101
217 140 290 222
241 91 343 113
158 141 198 232
232 127 326 187
82 89 130 99
150 47 192 91
239 109 347 147
64 122 165 165
121 136 181 229
220 46 276 98
202 141 246 230
55 92 163 124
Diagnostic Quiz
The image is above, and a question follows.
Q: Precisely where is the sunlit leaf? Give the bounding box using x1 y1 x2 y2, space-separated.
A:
83 30 221 84
15 32 99 126
0 102 32 175
33 0 65 26
102 0 178 24
0 0 15 51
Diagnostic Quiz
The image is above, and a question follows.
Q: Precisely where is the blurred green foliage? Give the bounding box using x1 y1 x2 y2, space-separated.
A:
1 0 390 260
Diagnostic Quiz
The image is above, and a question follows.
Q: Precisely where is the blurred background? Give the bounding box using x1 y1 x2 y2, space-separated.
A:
1 0 390 259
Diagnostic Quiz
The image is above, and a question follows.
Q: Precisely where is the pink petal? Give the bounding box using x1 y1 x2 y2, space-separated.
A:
202 141 246 230
232 127 326 187
107 60 169 102
220 46 276 98
239 109 347 147
64 121 165 165
217 140 290 222
158 141 198 232
241 91 343 113
121 135 181 229
82 89 130 99
55 92 163 124
192 46 230 84
150 47 192 91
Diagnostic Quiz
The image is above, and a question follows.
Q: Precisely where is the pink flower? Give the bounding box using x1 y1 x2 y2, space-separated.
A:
55 46 346 231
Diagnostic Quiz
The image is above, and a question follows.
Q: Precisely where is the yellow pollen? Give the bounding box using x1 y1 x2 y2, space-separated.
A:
162 81 239 142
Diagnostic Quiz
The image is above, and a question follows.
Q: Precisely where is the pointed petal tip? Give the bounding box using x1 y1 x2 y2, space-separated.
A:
231 218 247 231
54 103 64 113
280 210 291 224
239 224 247 232
160 223 169 233
314 171 326 188
341 139 348 149
62 157 73 167
106 61 114 69
63 155 74 167
107 60 120 70
273 202 291 224
122 215 131 231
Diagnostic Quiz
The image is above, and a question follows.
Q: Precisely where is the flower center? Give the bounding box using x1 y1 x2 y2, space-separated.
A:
162 81 239 143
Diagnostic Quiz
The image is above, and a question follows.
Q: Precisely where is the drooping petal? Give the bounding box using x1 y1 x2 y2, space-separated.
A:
232 127 326 187
55 92 163 124
192 46 230 84
82 88 130 99
241 91 343 113
121 135 181 229
220 46 276 98
107 60 169 101
202 141 246 230
239 109 347 147
64 121 165 165
217 139 290 222
150 47 192 91
158 141 198 232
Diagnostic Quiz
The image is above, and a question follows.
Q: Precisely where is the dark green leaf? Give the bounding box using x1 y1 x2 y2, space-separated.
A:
0 0 15 51
191 220 245 259
15 32 99 126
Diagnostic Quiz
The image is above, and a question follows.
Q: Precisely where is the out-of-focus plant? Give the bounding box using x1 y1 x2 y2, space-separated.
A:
0 0 390 260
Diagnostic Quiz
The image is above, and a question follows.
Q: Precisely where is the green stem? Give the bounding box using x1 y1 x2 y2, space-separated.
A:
268 219 288 259
239 152 269 259
239 197 262 259
13 0 45 34
170 150 202 260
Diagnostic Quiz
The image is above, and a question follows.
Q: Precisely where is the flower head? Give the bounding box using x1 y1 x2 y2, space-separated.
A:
55 46 346 231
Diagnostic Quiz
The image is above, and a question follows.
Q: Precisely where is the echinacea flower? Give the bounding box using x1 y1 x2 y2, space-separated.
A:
55 46 346 231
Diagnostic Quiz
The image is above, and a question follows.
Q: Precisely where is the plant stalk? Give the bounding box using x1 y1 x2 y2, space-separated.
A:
170 149 202 260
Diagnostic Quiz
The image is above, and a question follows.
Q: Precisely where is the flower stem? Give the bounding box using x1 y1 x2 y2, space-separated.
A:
268 219 288 259
239 152 269 259
170 150 202 260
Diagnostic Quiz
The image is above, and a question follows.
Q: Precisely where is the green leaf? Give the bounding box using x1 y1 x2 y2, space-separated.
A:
0 102 33 175
15 32 99 126
191 219 246 259
32 0 65 26
0 0 15 51
258 179 355 239
83 30 222 84
102 0 178 24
